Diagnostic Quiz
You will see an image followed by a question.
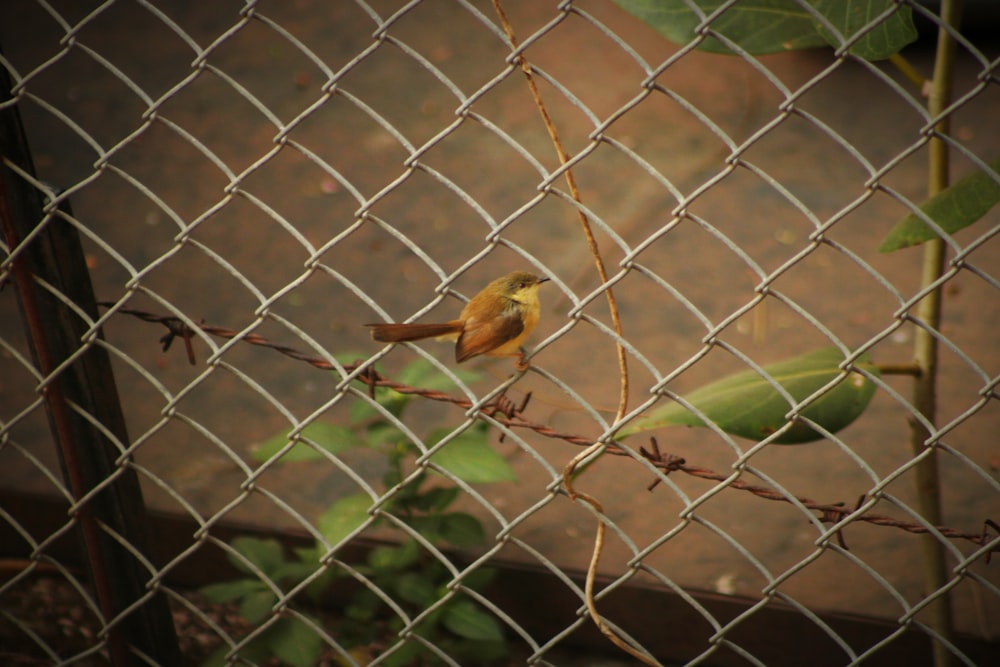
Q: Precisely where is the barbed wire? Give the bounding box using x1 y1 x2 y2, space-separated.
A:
100 303 1000 558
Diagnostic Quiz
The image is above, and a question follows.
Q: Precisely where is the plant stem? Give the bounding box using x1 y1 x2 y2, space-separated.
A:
909 1 963 665
875 363 922 376
889 53 927 91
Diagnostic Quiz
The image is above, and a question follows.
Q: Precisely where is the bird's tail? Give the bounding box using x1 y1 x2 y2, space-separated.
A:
366 321 463 343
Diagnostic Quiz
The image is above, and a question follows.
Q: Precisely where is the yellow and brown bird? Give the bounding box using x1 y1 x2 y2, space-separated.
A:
366 271 548 368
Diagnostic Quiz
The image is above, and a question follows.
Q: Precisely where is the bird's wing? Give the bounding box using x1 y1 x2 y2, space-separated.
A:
455 308 524 362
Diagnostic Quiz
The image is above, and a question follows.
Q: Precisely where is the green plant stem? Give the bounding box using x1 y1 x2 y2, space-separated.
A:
909 2 962 666
875 363 921 376
889 53 927 91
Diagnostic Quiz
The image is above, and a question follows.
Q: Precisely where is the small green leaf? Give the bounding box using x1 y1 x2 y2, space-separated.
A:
351 396 382 425
405 515 446 543
622 347 879 444
427 426 517 483
406 512 487 548
199 579 264 604
369 359 481 419
270 558 318 586
397 357 480 391
239 589 277 625
201 637 272 667
368 539 421 572
265 616 324 667
228 537 287 576
365 420 402 448
318 493 373 547
412 485 461 512
442 600 505 642
880 156 1000 252
437 513 487 548
381 640 425 667
392 572 437 605
253 421 361 463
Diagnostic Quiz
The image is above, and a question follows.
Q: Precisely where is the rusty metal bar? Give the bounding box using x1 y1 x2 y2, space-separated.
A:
0 63 180 665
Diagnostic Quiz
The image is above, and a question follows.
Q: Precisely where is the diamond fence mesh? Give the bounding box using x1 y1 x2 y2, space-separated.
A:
1 1 998 665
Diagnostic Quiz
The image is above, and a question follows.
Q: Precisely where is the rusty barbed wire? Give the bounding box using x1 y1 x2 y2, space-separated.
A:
100 303 1000 557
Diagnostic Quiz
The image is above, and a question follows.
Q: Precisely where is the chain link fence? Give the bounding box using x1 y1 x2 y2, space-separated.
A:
1 1 998 665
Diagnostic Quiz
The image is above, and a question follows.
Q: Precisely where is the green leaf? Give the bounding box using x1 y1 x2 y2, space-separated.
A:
239 589 277 624
437 513 487 548
351 396 382 425
228 537 287 576
365 420 403 448
622 347 879 444
265 616 325 667
615 0 828 55
461 566 497 592
201 637 273 667
252 421 361 463
406 512 487 549
318 493 373 547
270 558 318 586
392 572 438 605
411 485 461 513
380 640 425 667
442 600 505 642
614 0 915 59
199 579 264 604
880 156 1000 252
812 0 917 60
427 425 517 484
368 539 421 573
404 515 447 544
366 358 481 419
397 357 480 391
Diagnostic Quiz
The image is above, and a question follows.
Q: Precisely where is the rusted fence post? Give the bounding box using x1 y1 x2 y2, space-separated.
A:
0 64 180 665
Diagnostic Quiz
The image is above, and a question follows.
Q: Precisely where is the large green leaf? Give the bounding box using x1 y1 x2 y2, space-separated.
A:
812 0 917 61
614 0 915 59
427 424 517 484
622 347 879 444
615 0 825 54
880 156 1000 252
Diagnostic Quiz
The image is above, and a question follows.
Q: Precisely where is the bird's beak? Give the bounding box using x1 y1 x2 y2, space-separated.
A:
538 277 551 284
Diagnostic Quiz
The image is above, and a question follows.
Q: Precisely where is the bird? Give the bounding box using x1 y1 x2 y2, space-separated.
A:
366 271 548 368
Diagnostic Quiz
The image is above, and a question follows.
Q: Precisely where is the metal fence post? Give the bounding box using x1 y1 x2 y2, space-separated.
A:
0 64 181 666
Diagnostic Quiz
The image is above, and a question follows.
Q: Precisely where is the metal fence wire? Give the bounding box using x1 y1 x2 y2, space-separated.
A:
1 0 998 665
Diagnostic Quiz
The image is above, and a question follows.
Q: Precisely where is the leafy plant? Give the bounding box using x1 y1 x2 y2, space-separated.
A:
201 358 516 666
612 3 984 664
